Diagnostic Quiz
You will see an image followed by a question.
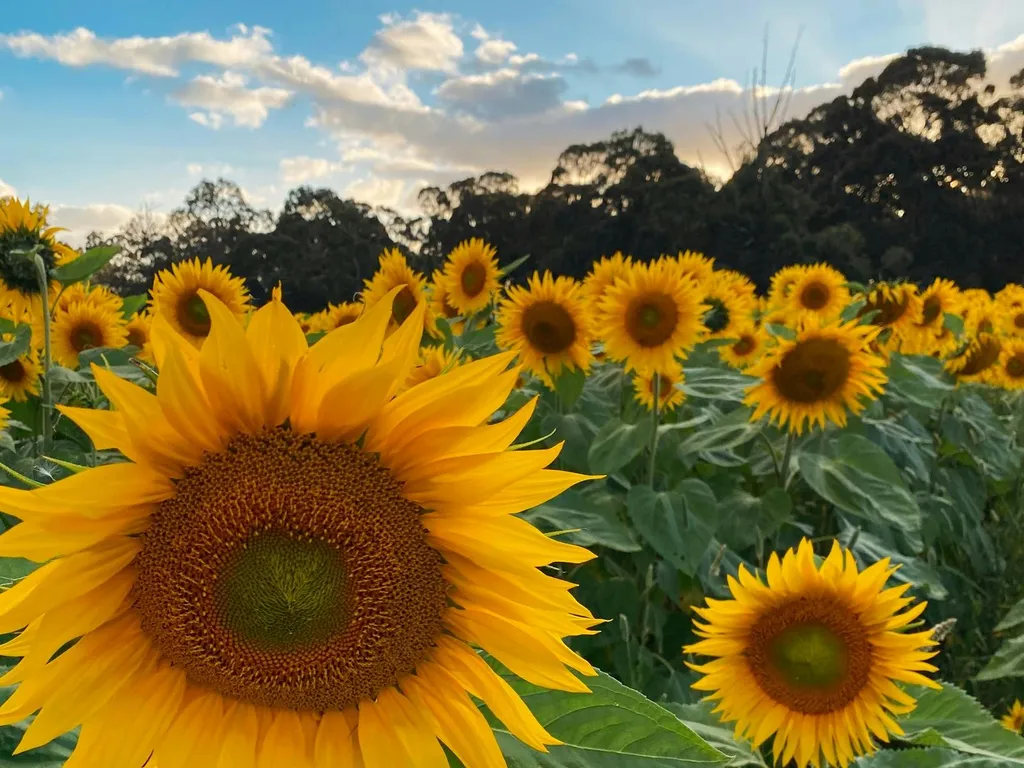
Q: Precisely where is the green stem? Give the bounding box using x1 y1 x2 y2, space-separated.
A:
33 254 53 456
780 431 796 490
647 374 661 487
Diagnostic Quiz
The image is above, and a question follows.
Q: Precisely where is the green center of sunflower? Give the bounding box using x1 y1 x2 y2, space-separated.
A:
460 263 487 297
768 623 848 689
627 294 679 347
178 294 212 337
216 533 349 653
392 286 417 325
772 338 852 403
800 282 830 311
0 360 25 384
70 322 102 353
702 298 730 333
0 231 57 296
522 300 577 354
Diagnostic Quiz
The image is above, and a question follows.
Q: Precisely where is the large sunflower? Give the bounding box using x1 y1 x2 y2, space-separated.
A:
496 271 593 386
442 239 501 315
745 320 887 434
633 362 685 413
597 259 706 374
151 258 249 348
362 248 434 335
945 333 1003 384
685 538 940 768
0 288 600 766
786 264 850 325
0 198 78 320
582 252 633 308
720 324 767 370
0 342 40 402
997 338 1024 390
50 301 129 369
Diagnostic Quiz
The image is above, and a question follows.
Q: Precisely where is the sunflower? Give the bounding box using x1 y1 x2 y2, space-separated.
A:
997 339 1024 390
1002 701 1024 733
329 301 363 329
634 362 685 412
124 310 154 363
685 538 940 768
0 287 600 766
701 271 758 339
362 248 434 335
597 259 706 374
995 286 1024 336
496 271 593 386
860 282 923 352
745 320 887 434
945 333 1003 384
0 343 40 402
0 198 78 320
668 251 716 287
429 269 467 335
720 324 767 370
50 301 129 369
767 264 808 308
151 258 249 348
442 238 500 315
996 284 1024 310
917 278 960 332
293 312 313 334
54 282 123 315
404 345 464 391
582 252 633 308
786 264 850 325
963 296 1001 337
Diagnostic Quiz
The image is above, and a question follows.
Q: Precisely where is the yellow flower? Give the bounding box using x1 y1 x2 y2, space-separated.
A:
0 197 78 320
442 238 500 315
685 538 940 768
720 324 767 369
917 278 960 331
945 333 1003 384
670 250 716 286
701 271 758 339
151 258 249 348
404 345 464 390
125 310 154 363
633 362 686 412
362 248 434 335
496 271 593 386
1002 700 1024 733
54 282 123 315
997 338 1024 390
996 284 1024 336
0 288 599 766
429 269 468 335
786 263 850 325
767 264 808 308
0 343 40 402
0 398 9 431
582 252 633 308
50 301 129 369
328 301 363 329
597 259 706 374
745 320 888 434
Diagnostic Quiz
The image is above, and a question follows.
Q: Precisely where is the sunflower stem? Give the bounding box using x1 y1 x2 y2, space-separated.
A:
33 253 53 457
780 432 796 489
647 374 661 486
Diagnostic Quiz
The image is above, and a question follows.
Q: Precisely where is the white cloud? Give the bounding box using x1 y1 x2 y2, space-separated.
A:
48 203 168 246
344 176 410 209
0 179 14 197
173 71 292 128
0 24 272 77
436 69 568 120
359 12 463 73
475 38 517 65
188 111 224 130
279 156 346 184
186 162 234 176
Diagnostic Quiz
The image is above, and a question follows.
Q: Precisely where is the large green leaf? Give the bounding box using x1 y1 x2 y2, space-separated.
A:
898 683 1024 763
490 665 727 767
797 433 922 544
0 327 31 369
626 480 718 576
854 748 1013 767
524 489 641 552
679 367 757 403
119 293 148 319
975 634 1024 681
714 488 792 552
885 354 954 410
996 597 1024 634
0 723 76 766
588 418 654 475
51 246 120 284
676 408 763 457
664 702 767 767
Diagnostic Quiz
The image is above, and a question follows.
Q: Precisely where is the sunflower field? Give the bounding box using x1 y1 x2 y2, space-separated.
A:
0 196 1023 767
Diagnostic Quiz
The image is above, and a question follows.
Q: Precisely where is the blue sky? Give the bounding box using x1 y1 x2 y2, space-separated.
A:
1 1 1022 241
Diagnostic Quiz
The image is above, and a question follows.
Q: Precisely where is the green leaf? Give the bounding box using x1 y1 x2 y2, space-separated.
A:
75 346 137 369
676 407 762 457
553 367 587 411
626 480 718 576
885 354 954 410
0 326 31 368
975 635 1024 681
764 323 796 340
51 246 120 284
119 293 148 319
663 702 767 767
0 722 76 766
797 433 922 543
836 526 947 600
524 488 641 552
898 683 1024 763
680 367 757 403
305 331 326 345
839 298 866 322
498 253 531 277
995 597 1024 634
491 663 727 767
943 312 965 336
588 418 654 475
714 488 793 552
0 557 39 585
854 748 1013 767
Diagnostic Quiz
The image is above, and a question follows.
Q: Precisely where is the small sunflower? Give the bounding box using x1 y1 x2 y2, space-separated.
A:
720 324 767 369
496 271 593 386
701 271 758 339
745 320 888 434
860 282 923 352
767 264 808 308
151 258 249 348
404 345 464 390
917 278 960 332
995 286 1024 336
442 238 500 315
597 259 706 374
996 283 1024 310
786 264 850 325
124 310 154 363
945 333 1003 384
293 312 313 334
670 251 716 286
0 288 600 766
50 301 129 369
963 296 1001 337
634 362 686 412
1002 700 1024 733
0 343 40 402
997 338 1024 390
582 252 633 308
54 282 123 315
685 538 940 768
0 198 78 320
329 301 363 329
362 248 434 335
429 269 467 335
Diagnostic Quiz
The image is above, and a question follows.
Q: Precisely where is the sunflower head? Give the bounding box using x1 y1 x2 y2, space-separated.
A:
745 319 888 434
670 250 716 286
582 252 633 308
51 301 129 369
496 270 593 386
1002 700 1024 733
917 278 961 330
362 248 434 334
150 258 250 348
328 301 363 330
720 324 767 369
634 362 686 412
404 345 464 391
597 259 706 374
995 286 1024 336
998 338 1024 390
125 310 154 363
701 271 759 338
786 264 850 324
442 238 500 315
768 264 808 307
945 332 1003 384
54 282 123 315
0 198 77 318
0 342 40 402
685 538 939 768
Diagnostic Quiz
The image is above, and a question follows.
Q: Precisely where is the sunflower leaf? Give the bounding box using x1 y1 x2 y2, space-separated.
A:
854 746 1014 767
119 293 148 319
626 480 718 576
0 326 31 369
51 245 120 284
588 418 654 475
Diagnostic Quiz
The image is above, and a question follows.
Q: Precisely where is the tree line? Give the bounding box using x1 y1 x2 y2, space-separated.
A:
91 46 1024 312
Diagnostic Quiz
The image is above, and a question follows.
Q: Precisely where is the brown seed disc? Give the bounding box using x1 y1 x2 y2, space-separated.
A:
772 338 852 403
522 300 577 354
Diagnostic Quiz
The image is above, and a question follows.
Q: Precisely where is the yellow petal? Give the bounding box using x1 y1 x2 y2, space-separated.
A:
258 709 312 768
156 691 227 768
218 701 260 768
56 406 134 458
313 709 360 768
425 512 594 569
245 290 308 427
